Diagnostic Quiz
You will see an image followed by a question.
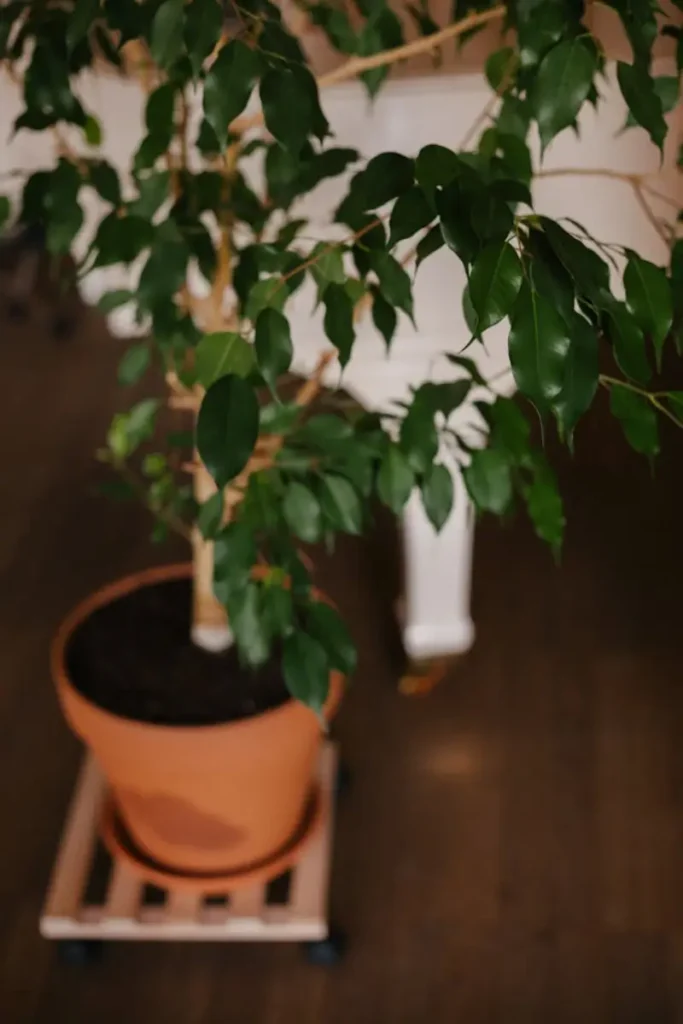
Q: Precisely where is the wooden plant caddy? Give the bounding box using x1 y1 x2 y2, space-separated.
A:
40 742 347 966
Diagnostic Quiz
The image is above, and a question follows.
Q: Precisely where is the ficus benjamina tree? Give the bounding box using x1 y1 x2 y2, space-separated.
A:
1 0 681 712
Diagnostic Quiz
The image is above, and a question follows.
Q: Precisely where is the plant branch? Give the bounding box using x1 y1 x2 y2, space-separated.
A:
599 375 683 430
458 51 518 150
117 462 193 541
632 181 670 245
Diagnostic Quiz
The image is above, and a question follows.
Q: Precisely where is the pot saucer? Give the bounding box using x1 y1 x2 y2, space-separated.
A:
100 787 323 894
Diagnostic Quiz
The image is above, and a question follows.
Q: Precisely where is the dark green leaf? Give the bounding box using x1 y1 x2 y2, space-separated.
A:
89 160 121 206
196 374 260 487
552 315 599 437
624 75 679 128
485 45 516 90
421 463 454 531
284 482 322 543
388 186 433 248
118 343 150 386
508 281 571 409
229 583 270 667
400 399 438 473
527 230 575 325
446 354 487 387
523 456 565 554
97 289 134 314
68 0 100 51
107 398 160 459
463 448 512 514
137 220 189 310
184 0 222 75
204 41 261 146
150 0 185 69
84 115 102 147
415 145 461 203
609 385 659 456
318 474 363 534
261 67 328 156
488 397 532 462
93 213 154 267
129 170 170 219
377 443 415 513
283 632 330 715
352 152 415 211
197 490 224 540
369 250 413 319
306 601 357 676
255 308 293 389
323 283 355 366
371 287 398 350
606 301 651 385
415 223 444 270
468 241 523 333
144 83 175 142
532 38 597 151
540 217 611 307
196 332 256 388
435 179 478 267
623 252 672 369
617 60 667 152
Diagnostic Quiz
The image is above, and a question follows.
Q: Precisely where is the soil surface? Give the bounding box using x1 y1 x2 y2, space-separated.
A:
66 579 288 726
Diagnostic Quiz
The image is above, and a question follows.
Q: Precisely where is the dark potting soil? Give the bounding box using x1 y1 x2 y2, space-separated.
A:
66 579 289 727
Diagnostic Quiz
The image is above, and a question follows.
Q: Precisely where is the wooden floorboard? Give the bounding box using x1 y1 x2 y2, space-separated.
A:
2 297 683 1020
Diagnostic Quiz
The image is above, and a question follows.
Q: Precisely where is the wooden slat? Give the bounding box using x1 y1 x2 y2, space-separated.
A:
228 885 264 924
41 756 104 928
167 889 201 923
288 744 336 926
105 862 142 924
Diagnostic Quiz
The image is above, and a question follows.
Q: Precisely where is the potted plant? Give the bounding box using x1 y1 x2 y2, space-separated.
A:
1 0 680 887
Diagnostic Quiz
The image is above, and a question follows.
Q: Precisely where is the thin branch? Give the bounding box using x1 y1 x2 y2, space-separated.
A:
458 51 518 150
599 375 683 431
632 182 670 246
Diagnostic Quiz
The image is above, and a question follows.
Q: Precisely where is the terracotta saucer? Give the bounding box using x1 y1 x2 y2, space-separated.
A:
100 787 323 894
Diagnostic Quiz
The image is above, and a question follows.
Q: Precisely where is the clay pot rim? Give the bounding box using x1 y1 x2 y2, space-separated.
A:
52 562 342 735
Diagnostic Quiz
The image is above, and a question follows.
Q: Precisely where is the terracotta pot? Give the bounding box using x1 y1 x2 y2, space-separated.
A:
52 563 343 884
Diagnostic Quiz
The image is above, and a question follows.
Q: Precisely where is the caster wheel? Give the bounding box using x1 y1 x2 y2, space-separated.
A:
335 762 352 799
302 927 347 966
57 939 105 966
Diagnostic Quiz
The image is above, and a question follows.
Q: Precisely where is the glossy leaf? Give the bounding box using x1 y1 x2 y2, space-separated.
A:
468 241 523 333
388 186 433 248
532 38 597 151
352 152 415 211
196 374 260 487
204 41 261 145
184 0 222 75
254 308 293 389
606 301 651 385
67 0 100 51
284 482 322 543
318 474 362 534
485 45 516 90
609 386 659 456
197 490 224 540
89 160 121 206
323 282 355 366
261 67 328 155
415 224 445 270
118 343 150 386
283 632 330 715
421 463 454 531
540 218 611 307
371 287 398 350
415 145 461 203
523 457 565 554
150 0 185 69
623 253 672 369
617 61 667 152
369 250 414 320
463 448 512 515
552 315 599 437
196 332 256 388
306 601 357 676
509 282 570 409
377 443 415 513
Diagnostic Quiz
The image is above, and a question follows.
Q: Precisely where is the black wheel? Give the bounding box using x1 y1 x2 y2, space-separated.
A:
57 939 105 966
302 927 347 966
335 761 352 799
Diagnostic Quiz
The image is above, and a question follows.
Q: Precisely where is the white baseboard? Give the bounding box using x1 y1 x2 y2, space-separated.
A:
403 619 476 663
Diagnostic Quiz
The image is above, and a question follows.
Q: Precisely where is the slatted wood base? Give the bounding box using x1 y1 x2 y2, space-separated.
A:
40 744 337 943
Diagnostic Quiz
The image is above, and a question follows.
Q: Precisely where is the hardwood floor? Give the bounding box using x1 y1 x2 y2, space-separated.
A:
2 299 683 1022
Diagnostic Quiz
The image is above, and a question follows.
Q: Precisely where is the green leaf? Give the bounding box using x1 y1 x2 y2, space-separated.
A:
606 301 651 385
197 489 224 540
435 180 478 267
527 230 575 325
137 220 189 310
623 253 672 369
488 397 532 462
204 41 261 146
244 278 287 322
284 482 322 543
67 0 100 51
97 290 133 315
255 308 293 389
552 315 599 437
261 67 328 156
523 457 565 554
540 218 611 308
446 354 487 387
118 343 150 386
196 374 260 487
89 160 121 206
624 75 679 128
129 170 170 219
400 398 438 473
421 463 454 531
107 398 160 459
369 250 413 320
617 61 667 152
323 283 355 366
377 443 415 513
415 224 444 270
508 281 571 409
229 583 270 667
306 601 357 676
415 145 461 203
93 213 154 267
352 152 415 211
463 448 512 515
609 386 659 457
485 45 516 90
664 391 683 422
388 186 433 248
84 115 102 147
184 0 222 75
468 241 523 333
283 632 330 715
150 0 185 69
532 38 598 151
371 287 398 350
318 474 363 534
196 332 256 388
0 195 9 232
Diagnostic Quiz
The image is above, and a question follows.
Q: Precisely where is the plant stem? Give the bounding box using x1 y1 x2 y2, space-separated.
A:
117 463 193 541
599 374 683 430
